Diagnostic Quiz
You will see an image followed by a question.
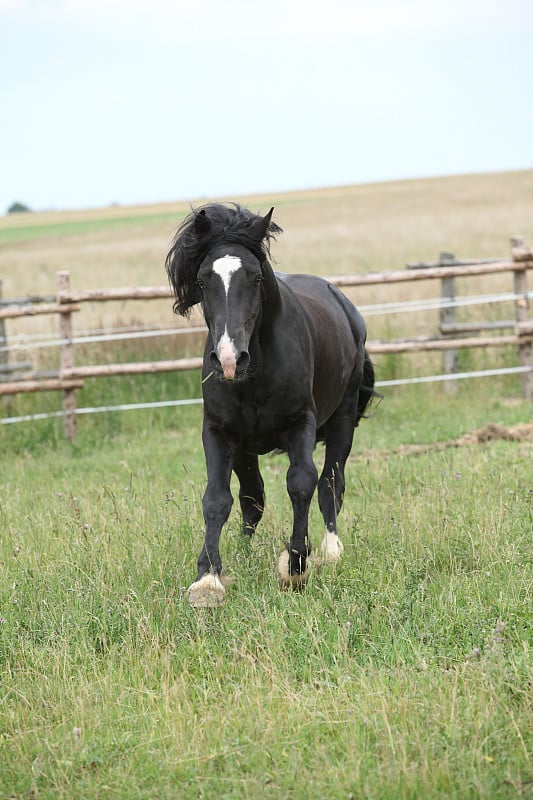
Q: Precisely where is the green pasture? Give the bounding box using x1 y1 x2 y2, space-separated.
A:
0 210 185 246
1 376 532 799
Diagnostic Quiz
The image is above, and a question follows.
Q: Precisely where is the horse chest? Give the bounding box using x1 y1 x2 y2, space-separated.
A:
206 385 301 451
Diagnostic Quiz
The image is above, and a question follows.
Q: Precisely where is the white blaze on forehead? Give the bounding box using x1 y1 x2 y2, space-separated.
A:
212 255 242 295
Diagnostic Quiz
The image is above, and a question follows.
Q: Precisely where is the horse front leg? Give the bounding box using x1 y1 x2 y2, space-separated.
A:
188 422 235 608
278 412 318 590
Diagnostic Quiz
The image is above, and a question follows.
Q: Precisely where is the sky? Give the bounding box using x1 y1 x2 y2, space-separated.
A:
1 0 532 213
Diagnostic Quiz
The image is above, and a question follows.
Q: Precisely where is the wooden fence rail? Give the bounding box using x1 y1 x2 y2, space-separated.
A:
1 238 532 440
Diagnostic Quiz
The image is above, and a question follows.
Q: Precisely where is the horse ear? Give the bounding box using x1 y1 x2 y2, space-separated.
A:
195 209 211 237
249 207 274 242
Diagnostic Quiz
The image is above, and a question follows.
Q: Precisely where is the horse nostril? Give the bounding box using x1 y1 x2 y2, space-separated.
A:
209 351 221 369
237 351 250 371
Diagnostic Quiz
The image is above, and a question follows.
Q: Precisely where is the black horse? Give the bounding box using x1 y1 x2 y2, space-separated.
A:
166 203 375 607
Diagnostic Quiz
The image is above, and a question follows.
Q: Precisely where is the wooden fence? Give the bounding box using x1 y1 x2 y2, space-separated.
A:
1 237 532 440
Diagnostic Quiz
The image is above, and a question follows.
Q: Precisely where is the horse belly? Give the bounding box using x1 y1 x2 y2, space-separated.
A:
312 329 357 426
240 409 298 454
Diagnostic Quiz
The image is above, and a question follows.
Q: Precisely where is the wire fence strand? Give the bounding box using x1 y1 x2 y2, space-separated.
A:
2 365 531 427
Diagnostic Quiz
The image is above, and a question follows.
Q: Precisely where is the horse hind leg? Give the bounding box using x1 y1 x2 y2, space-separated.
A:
317 465 346 565
317 351 378 563
316 383 360 565
233 451 265 537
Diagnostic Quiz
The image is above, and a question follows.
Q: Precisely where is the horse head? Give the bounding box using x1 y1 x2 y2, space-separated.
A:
166 204 280 381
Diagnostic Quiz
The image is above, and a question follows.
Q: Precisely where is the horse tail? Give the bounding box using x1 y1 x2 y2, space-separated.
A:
356 350 381 426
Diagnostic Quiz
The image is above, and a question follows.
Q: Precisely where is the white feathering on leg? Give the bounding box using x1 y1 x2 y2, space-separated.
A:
277 549 310 590
188 574 226 608
319 530 344 564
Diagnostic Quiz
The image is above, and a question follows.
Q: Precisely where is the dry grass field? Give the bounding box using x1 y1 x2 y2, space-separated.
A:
1 170 532 342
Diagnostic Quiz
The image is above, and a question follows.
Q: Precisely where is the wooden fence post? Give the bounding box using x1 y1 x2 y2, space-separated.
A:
511 237 532 399
440 253 458 392
57 271 77 441
0 280 7 371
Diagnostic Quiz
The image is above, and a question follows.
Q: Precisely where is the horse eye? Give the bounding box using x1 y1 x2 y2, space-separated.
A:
196 279 205 290
255 275 264 285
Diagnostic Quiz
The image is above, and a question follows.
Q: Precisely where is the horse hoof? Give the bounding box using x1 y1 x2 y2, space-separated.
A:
277 549 310 591
319 531 344 564
188 574 226 608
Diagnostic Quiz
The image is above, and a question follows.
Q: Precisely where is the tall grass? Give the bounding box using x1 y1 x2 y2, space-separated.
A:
1 383 532 799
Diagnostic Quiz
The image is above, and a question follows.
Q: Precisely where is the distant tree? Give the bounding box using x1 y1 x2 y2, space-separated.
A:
7 201 32 214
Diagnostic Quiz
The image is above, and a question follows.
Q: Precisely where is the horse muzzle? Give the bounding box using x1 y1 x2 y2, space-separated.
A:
209 347 250 381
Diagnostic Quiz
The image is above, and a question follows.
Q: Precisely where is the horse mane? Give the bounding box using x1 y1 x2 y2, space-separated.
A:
165 203 283 317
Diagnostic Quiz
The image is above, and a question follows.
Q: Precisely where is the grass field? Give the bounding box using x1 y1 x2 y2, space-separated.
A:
1 173 532 798
1 385 532 799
